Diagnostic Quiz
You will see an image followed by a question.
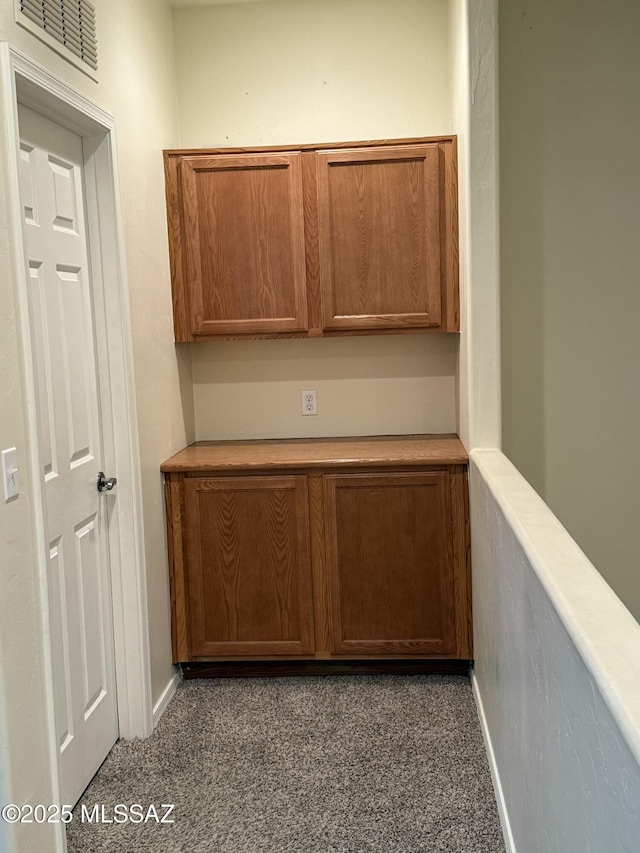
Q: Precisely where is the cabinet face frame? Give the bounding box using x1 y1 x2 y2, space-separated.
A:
164 136 459 341
165 474 190 661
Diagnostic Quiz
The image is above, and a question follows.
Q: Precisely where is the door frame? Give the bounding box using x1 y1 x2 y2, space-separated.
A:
0 42 152 771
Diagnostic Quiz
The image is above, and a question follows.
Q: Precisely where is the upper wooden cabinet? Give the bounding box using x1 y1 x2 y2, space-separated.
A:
164 137 459 341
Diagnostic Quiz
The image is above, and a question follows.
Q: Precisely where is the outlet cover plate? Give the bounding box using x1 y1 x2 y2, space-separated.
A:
301 389 318 416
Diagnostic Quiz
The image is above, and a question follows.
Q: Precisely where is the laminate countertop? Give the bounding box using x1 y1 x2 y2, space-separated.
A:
161 434 469 473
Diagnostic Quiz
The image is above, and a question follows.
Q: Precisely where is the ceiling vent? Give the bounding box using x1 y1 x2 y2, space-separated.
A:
17 0 98 73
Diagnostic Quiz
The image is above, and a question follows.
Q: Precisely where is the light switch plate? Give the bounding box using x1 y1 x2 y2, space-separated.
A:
2 447 19 501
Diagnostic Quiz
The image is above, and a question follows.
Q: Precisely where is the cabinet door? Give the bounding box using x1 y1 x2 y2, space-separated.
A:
179 153 308 337
184 476 314 657
324 472 457 656
316 145 443 331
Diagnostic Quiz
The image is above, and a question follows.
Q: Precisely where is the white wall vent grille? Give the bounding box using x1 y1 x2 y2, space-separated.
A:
18 0 98 72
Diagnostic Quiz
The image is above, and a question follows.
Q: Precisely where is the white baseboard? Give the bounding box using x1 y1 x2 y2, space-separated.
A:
471 670 517 853
152 670 182 728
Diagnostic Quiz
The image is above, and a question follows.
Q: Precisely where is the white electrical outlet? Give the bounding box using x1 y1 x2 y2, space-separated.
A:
301 389 318 416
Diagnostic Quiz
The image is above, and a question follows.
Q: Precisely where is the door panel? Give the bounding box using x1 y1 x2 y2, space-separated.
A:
179 152 309 336
18 105 118 806
324 472 457 655
184 476 315 657
48 537 73 748
49 155 79 232
28 261 57 476
75 513 107 710
317 145 443 330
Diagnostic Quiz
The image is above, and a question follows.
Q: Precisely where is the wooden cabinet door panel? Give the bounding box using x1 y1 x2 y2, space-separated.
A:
325 472 456 655
184 476 314 656
316 145 443 331
180 153 308 336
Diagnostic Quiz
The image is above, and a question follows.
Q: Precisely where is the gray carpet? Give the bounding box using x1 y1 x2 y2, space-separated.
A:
67 675 505 852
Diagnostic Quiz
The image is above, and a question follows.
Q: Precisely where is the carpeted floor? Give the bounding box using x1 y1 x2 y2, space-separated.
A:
66 675 504 853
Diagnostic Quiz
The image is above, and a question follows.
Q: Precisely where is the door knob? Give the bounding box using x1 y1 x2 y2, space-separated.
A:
97 471 117 492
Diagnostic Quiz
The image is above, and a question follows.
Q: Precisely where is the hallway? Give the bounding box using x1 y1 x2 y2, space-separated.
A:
67 675 504 852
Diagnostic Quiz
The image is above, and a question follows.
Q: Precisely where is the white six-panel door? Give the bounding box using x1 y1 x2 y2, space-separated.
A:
18 104 118 807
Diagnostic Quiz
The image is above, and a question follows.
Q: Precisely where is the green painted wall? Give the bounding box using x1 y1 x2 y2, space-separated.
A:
500 0 640 620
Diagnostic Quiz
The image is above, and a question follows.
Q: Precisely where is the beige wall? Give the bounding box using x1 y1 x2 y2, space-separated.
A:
192 336 458 439
0 2 191 848
173 0 458 440
500 0 640 621
174 0 452 148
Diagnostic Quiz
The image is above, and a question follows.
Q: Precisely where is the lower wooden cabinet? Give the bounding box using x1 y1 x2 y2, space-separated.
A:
163 437 472 664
